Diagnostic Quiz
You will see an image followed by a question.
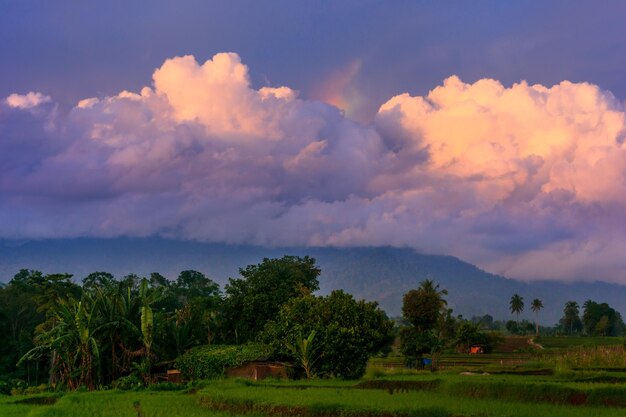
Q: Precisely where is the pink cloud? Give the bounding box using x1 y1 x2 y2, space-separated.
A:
2 53 626 283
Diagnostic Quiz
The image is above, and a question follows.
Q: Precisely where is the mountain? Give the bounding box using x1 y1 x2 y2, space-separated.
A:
1 238 625 324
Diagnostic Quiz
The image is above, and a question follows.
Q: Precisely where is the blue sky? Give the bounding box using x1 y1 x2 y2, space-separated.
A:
3 1 626 119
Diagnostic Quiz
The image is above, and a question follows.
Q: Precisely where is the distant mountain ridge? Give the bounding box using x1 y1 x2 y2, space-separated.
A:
1 238 625 324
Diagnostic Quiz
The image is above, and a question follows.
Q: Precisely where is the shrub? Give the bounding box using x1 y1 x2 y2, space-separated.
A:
4 379 28 396
175 343 271 379
112 374 143 390
148 382 186 391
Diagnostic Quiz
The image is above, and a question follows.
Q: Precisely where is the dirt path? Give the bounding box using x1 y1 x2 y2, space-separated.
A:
529 337 544 350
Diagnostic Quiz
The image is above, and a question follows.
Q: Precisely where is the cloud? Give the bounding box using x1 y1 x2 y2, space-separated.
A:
5 92 52 109
2 53 626 283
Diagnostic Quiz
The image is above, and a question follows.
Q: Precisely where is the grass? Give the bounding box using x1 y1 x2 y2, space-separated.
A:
536 336 624 350
0 391 256 417
198 378 626 417
0 394 40 417
4 341 626 417
3 375 626 417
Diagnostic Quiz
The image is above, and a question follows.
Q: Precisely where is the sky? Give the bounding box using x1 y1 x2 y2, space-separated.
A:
3 1 626 283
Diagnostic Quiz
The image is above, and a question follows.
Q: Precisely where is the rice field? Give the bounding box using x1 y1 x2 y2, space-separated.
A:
3 337 626 417
5 368 626 417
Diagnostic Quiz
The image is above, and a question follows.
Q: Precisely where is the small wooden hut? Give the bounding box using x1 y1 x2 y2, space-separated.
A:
469 344 485 354
226 362 288 381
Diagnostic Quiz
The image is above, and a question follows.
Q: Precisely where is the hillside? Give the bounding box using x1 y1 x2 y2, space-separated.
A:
2 238 626 324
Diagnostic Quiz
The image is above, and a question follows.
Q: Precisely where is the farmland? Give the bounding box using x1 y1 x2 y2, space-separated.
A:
4 336 626 417
5 371 626 417
2 260 625 417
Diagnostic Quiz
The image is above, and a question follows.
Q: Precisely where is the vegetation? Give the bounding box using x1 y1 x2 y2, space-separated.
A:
221 255 320 344
0 256 326 389
4 253 626 417
560 301 583 335
175 343 271 379
400 280 451 369
531 298 543 336
261 290 394 379
582 300 625 336
509 293 524 321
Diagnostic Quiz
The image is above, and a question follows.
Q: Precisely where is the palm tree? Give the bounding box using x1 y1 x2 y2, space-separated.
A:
563 301 580 335
509 294 524 324
530 298 543 336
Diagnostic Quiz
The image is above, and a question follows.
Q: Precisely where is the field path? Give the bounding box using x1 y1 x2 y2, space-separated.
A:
529 337 544 350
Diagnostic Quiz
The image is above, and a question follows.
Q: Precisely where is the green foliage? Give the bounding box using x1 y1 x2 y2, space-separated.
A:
560 301 583 335
399 281 450 367
112 374 144 390
262 290 394 379
0 271 44 382
400 328 437 367
402 280 447 332
509 294 524 319
0 378 28 395
530 298 543 335
285 330 319 379
455 322 483 352
222 256 320 343
20 294 101 389
582 300 625 336
175 343 271 379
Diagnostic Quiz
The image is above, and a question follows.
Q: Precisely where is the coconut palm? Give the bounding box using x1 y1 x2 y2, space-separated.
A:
562 301 581 335
530 298 543 336
509 294 524 323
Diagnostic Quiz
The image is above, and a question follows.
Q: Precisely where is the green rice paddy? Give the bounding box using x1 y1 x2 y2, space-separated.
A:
3 336 626 417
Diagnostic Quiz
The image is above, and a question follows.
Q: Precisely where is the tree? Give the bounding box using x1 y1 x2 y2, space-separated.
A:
262 290 394 379
402 280 448 332
222 256 320 343
559 301 582 335
456 322 483 353
285 330 319 379
21 295 101 389
400 280 449 368
0 271 44 383
582 300 625 336
530 298 543 336
509 294 524 323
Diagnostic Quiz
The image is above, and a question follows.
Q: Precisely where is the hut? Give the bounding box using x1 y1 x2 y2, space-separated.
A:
469 344 485 354
226 362 288 381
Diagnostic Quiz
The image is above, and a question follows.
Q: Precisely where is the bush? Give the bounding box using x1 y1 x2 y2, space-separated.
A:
148 382 186 391
0 381 9 396
175 343 271 380
112 374 143 391
2 379 28 396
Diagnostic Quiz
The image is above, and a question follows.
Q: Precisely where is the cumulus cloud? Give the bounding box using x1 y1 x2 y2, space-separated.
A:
5 92 52 109
2 53 626 283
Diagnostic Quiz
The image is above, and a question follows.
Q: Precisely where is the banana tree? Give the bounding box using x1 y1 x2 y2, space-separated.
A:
286 330 319 379
20 295 100 390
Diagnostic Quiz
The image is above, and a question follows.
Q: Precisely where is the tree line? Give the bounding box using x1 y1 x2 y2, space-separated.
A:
0 256 394 389
1 256 625 392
